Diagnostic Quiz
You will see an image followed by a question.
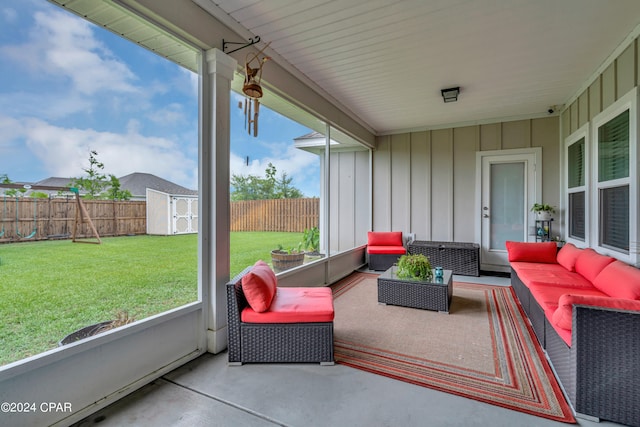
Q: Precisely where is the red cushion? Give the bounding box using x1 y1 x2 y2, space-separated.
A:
574 248 615 282
556 243 582 272
367 231 403 247
517 268 594 290
593 261 640 299
552 293 640 331
505 241 557 263
367 245 407 254
241 287 334 323
241 260 277 312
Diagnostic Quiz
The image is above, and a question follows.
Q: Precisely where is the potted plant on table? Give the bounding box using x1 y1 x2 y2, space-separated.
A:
396 253 433 281
271 243 305 272
531 203 556 220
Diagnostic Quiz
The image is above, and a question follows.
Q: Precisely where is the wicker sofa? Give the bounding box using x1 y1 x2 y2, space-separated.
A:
226 261 335 365
507 241 640 426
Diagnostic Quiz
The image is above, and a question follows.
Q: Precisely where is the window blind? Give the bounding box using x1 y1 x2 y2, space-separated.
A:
600 185 629 251
598 110 629 182
568 138 585 188
569 191 585 240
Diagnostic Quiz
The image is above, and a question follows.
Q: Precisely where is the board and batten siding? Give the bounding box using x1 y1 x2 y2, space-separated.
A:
373 117 559 243
563 37 639 138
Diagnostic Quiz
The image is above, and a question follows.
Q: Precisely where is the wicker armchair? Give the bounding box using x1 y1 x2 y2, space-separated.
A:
226 267 334 365
367 231 407 271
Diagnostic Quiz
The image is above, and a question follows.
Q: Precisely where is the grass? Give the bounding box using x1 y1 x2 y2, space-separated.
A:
0 231 302 366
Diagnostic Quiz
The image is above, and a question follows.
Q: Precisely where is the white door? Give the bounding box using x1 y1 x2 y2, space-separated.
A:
172 197 198 234
477 149 541 270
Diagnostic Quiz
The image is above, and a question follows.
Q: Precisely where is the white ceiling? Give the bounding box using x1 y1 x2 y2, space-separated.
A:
201 0 640 135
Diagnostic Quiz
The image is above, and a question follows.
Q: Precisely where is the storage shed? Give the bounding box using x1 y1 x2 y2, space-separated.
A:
146 188 198 235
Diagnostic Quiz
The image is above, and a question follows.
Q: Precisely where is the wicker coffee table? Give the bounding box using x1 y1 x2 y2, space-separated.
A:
377 266 453 313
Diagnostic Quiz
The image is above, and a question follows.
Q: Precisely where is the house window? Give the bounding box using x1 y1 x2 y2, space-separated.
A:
567 137 586 240
595 106 632 253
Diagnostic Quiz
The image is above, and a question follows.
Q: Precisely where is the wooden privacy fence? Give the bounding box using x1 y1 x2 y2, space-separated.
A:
0 197 318 242
0 197 146 242
230 198 319 232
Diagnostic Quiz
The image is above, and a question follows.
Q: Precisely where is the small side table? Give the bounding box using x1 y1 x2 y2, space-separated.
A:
377 266 453 313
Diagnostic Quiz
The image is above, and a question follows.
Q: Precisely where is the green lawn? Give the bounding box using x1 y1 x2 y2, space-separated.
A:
0 231 302 366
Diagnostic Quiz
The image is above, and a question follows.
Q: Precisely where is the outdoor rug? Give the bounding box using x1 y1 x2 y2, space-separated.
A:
331 272 575 423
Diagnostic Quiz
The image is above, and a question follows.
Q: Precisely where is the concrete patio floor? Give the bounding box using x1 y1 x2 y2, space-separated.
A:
72 274 624 427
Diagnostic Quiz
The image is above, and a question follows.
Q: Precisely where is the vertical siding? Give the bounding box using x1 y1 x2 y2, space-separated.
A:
391 133 411 232
502 120 531 149
617 42 636 97
373 117 560 245
480 123 501 150
533 118 560 217
589 78 601 120
602 62 616 109
372 136 391 230
430 129 453 240
410 131 430 238
353 150 370 246
453 126 478 241
578 92 589 128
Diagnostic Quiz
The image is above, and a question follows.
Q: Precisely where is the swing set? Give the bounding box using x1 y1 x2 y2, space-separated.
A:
0 184 101 244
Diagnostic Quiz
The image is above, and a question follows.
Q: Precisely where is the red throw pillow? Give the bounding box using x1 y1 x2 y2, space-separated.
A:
574 248 615 283
593 261 640 300
367 231 403 247
556 243 582 272
552 293 640 330
241 260 277 312
505 241 557 263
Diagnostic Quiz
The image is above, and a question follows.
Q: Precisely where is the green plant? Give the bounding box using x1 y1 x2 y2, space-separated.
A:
396 254 433 281
302 227 320 253
276 242 303 254
530 203 556 213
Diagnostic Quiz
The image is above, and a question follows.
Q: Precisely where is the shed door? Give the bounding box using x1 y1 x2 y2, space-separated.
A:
172 197 197 234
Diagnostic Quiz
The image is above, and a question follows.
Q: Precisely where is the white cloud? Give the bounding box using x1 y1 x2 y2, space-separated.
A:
14 117 197 189
1 9 138 96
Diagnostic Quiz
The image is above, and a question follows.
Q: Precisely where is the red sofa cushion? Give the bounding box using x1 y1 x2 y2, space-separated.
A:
593 261 640 300
556 243 582 272
506 241 557 263
241 287 334 323
367 245 407 254
529 284 607 316
367 231 404 247
241 260 277 312
574 248 615 283
517 267 594 290
552 293 640 331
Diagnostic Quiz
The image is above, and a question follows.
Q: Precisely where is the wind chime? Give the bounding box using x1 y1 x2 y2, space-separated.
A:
242 42 271 137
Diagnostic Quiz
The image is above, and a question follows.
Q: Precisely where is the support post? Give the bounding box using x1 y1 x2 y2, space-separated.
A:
201 48 237 354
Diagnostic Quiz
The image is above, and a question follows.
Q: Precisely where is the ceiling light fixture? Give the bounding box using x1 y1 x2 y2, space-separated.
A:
441 87 460 103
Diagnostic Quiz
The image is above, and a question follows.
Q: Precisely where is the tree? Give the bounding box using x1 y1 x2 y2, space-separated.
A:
71 150 108 199
106 175 132 201
230 162 303 200
0 174 26 197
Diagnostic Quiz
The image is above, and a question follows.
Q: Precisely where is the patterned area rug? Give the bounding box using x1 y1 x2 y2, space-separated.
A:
332 272 575 423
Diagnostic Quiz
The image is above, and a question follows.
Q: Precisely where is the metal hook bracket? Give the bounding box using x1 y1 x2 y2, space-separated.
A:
223 36 261 54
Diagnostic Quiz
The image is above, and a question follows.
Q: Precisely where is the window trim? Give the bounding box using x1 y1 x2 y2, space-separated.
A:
564 124 589 246
590 87 638 264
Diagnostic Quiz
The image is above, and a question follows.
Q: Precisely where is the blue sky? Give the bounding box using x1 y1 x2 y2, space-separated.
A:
0 0 320 197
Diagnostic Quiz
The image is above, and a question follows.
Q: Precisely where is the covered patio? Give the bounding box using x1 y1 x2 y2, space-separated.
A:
2 1 640 426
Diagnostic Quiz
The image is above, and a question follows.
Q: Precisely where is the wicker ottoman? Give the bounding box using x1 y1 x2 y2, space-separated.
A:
377 266 453 313
407 241 480 276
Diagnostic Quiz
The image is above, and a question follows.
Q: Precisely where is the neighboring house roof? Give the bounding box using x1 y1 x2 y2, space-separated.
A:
118 173 197 197
34 177 74 188
16 173 197 198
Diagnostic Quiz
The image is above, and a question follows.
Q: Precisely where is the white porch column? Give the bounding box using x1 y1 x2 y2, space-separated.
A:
202 48 236 353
